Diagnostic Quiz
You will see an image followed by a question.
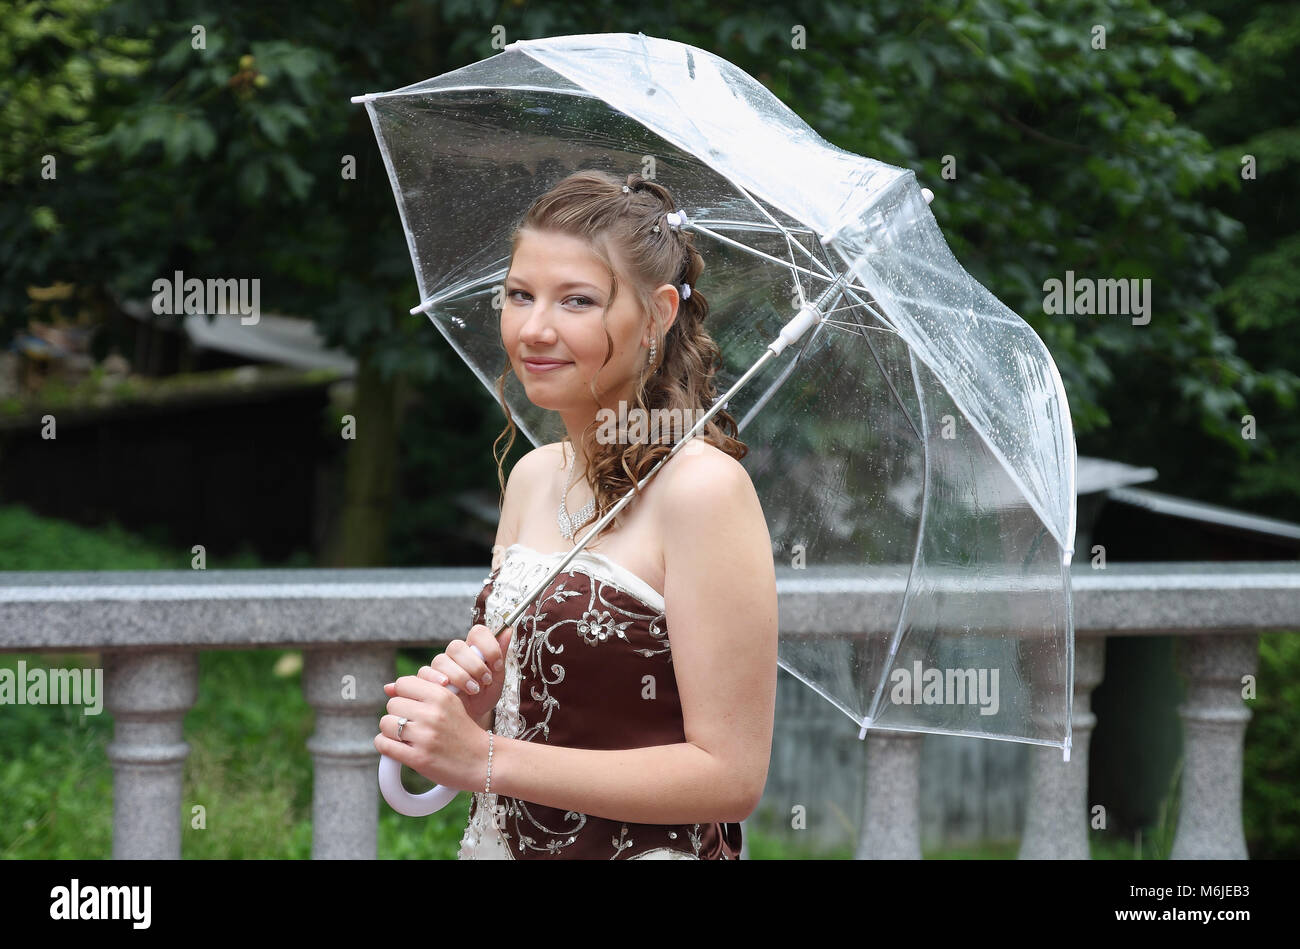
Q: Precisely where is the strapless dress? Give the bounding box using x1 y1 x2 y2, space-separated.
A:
456 543 743 860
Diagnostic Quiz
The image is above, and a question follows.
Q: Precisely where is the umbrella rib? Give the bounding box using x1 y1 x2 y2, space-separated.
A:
408 269 507 316
727 180 830 309
691 217 836 283
837 284 925 444
690 218 819 237
358 83 602 101
811 240 925 447
699 189 928 455
687 222 868 292
863 346 936 732
823 298 890 327
819 319 898 338
809 228 925 445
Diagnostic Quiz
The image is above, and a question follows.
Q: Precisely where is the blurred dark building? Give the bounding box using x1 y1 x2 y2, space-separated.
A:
0 301 354 565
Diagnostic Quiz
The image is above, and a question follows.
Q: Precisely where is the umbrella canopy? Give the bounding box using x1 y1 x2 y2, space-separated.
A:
355 32 1077 763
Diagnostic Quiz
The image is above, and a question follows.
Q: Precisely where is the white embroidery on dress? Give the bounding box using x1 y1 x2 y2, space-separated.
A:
611 823 634 857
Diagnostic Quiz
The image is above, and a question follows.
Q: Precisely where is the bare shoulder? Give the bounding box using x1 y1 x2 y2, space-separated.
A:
657 437 776 627
505 442 566 505
493 443 564 565
654 439 763 535
511 442 565 482
659 438 753 489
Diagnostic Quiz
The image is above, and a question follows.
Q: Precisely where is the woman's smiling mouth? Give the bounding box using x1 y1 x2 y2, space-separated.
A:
522 357 573 373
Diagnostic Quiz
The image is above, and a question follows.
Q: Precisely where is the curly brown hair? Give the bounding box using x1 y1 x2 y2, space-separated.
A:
492 168 747 543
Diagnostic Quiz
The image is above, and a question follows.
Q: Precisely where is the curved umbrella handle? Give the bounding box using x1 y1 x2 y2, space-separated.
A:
379 645 486 817
378 755 461 816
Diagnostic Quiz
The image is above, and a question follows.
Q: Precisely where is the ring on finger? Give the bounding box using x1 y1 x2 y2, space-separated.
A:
396 716 409 741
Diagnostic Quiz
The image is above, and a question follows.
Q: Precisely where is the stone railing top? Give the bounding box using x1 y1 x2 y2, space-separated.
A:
0 561 1295 651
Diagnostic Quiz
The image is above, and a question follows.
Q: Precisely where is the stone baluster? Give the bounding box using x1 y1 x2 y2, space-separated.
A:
1019 635 1106 859
1171 633 1258 859
304 647 394 859
104 651 199 859
857 728 923 858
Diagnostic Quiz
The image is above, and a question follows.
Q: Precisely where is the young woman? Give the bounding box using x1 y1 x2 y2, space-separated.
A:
377 170 778 859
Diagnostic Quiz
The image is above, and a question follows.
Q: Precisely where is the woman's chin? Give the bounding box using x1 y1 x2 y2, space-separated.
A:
518 371 588 410
519 385 572 412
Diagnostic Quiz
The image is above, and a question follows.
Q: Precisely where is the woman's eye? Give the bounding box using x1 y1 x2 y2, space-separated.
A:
504 291 594 308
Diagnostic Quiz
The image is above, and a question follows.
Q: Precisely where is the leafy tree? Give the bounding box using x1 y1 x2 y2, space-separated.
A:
3 0 1295 562
1183 0 1300 517
1 0 458 564
753 0 1296 520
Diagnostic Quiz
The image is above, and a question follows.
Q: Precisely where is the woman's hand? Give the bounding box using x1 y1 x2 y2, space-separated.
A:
376 676 492 792
382 624 514 726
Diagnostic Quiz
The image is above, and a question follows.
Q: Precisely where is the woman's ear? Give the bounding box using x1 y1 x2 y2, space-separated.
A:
654 283 681 336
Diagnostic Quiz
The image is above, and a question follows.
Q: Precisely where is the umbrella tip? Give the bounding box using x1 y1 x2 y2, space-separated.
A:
921 188 934 205
858 719 871 740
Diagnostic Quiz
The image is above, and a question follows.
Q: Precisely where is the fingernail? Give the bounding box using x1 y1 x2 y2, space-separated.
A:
495 658 505 672
384 682 394 690
465 679 480 694
481 671 492 686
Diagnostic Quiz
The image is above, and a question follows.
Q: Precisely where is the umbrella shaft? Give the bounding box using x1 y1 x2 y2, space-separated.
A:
492 287 841 634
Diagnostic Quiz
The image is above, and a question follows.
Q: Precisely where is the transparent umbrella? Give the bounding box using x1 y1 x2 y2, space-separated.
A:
352 31 1077 816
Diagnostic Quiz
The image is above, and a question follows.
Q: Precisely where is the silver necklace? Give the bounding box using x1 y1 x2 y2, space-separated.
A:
558 449 596 542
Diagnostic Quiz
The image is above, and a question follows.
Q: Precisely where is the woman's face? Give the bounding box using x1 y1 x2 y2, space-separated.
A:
502 228 649 413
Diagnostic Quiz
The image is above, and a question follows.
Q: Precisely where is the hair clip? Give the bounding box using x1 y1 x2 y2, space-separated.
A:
621 185 630 193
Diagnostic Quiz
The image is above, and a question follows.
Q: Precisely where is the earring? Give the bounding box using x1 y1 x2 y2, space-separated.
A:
649 337 656 365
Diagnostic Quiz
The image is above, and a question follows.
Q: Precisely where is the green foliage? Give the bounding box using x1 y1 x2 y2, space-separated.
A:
756 0 1297 522
0 649 474 858
0 0 150 188
387 368 528 567
0 678 115 859
1188 0 1300 518
0 0 430 387
1243 632 1300 859
178 649 315 859
0 502 184 569
2 0 1297 532
0 503 306 570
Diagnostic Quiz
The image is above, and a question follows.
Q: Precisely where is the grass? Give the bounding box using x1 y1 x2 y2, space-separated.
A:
0 502 309 571
0 646 482 859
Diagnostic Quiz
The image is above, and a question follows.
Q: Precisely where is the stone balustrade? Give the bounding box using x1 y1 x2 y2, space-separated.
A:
1 561 1294 859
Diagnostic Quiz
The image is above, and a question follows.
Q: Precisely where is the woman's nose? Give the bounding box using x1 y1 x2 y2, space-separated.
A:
518 303 558 344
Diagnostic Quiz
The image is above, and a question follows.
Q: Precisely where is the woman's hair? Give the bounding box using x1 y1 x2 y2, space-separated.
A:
492 168 747 542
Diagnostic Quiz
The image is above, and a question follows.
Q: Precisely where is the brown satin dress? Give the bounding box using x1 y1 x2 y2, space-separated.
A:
456 542 743 860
